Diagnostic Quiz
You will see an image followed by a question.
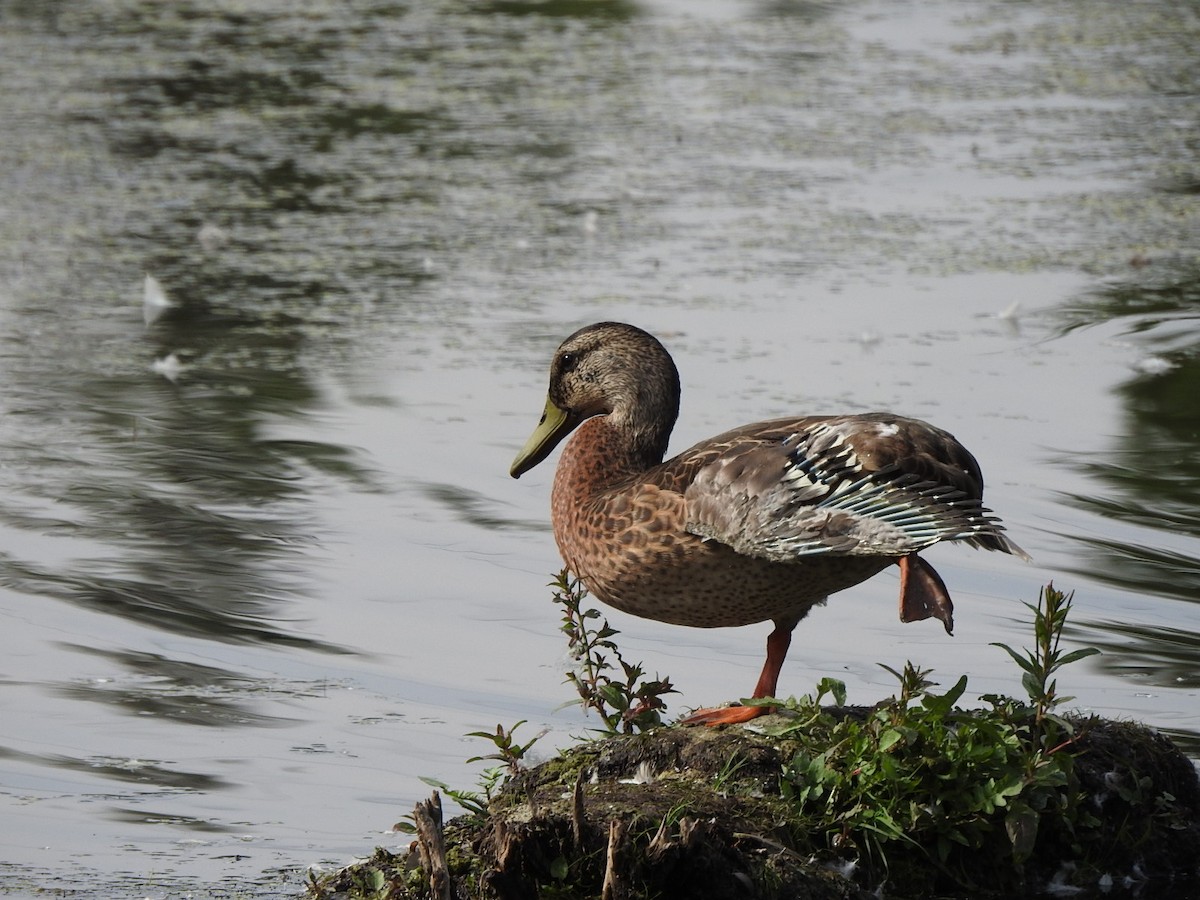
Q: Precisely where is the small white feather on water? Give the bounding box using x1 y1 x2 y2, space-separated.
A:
1131 355 1174 375
996 300 1021 321
151 353 184 382
857 330 882 349
142 274 175 326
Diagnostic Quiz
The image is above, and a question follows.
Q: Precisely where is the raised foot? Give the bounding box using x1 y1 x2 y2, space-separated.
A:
680 704 769 727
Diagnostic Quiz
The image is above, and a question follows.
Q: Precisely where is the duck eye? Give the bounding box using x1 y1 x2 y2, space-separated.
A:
558 351 579 373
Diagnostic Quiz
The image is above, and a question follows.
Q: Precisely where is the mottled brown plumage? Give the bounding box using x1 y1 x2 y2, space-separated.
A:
511 322 1028 724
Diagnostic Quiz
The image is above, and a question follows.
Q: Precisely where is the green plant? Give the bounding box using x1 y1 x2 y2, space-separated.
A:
778 668 1023 877
466 720 545 775
410 770 502 824
984 583 1102 859
712 752 751 793
990 583 1099 748
347 865 388 899
551 569 676 734
402 722 545 830
767 583 1101 890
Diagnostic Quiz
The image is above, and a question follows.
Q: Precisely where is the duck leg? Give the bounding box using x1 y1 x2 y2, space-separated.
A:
681 614 802 726
897 552 955 634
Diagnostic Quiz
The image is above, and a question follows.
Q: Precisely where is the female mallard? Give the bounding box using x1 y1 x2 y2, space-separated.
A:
511 322 1028 725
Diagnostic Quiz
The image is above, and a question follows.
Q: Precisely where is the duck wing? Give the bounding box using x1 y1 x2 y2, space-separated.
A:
676 414 1026 563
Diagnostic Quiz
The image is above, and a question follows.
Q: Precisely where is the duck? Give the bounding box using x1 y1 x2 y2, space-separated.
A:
510 322 1028 725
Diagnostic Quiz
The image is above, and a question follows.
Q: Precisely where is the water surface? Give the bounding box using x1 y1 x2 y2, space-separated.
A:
1 0 1197 896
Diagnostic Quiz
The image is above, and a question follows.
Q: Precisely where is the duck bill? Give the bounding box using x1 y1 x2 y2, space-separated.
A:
510 396 579 478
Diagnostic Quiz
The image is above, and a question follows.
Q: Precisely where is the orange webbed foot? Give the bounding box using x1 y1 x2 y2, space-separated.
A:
680 703 770 727
897 552 955 634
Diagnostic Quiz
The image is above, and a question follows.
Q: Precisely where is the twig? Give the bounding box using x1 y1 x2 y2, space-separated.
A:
571 769 587 849
413 791 451 900
600 818 629 900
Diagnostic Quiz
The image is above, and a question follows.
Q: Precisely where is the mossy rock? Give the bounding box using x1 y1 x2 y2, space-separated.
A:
309 716 1200 900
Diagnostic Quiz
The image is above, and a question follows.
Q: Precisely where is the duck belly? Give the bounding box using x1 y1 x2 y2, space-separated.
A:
561 535 896 629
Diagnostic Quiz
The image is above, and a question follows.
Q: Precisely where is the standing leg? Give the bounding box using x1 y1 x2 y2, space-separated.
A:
682 614 804 726
749 615 798 699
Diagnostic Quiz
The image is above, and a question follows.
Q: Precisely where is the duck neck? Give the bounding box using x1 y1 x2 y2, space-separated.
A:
553 416 667 503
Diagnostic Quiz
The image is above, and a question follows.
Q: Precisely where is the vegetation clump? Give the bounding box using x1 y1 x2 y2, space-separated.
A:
308 581 1200 899
553 570 677 735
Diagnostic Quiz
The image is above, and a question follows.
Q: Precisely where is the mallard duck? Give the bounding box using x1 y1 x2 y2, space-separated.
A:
511 322 1028 725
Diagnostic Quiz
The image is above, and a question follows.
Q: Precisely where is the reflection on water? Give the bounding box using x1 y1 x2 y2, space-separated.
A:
1053 266 1200 697
421 483 548 533
483 0 638 19
0 744 232 794
1 360 366 651
1079 621 1199 687
53 646 304 728
103 807 238 833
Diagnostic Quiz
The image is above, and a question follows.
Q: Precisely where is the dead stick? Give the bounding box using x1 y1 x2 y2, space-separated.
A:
600 818 629 900
413 791 451 900
571 770 586 848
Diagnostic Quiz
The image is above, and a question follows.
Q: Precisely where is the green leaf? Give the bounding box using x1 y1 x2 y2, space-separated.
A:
942 673 969 708
1041 712 1074 734
878 728 904 753
550 855 569 880
815 676 848 706
991 772 1026 806
991 641 1036 674
877 662 904 683
1057 647 1100 666
1021 670 1043 700
598 684 628 707
922 674 968 716
1005 800 1040 863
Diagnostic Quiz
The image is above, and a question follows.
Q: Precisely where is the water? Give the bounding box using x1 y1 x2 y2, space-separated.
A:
0 0 1197 896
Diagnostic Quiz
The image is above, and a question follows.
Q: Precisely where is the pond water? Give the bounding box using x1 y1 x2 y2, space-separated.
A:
1 0 1197 896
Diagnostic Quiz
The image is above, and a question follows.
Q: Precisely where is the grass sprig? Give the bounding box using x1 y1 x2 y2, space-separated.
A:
551 569 676 734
